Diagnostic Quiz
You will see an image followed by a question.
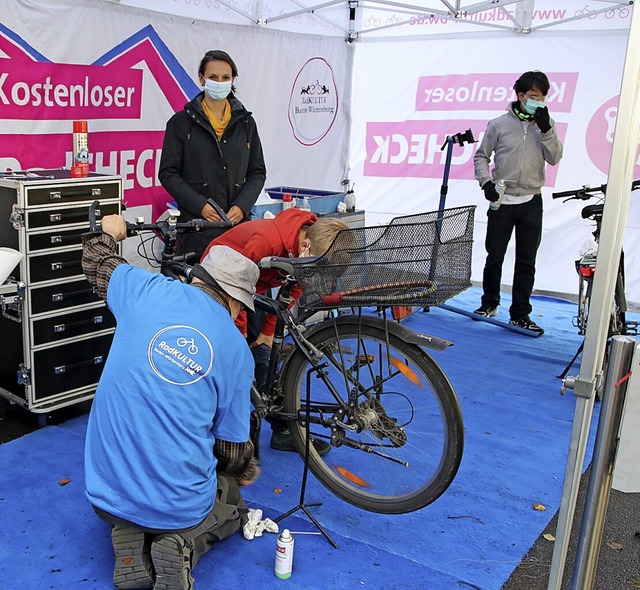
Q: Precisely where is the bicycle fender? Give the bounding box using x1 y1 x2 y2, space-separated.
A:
304 314 453 352
384 319 453 351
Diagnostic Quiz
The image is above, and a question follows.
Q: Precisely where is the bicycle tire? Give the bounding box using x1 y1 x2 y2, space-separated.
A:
280 315 464 514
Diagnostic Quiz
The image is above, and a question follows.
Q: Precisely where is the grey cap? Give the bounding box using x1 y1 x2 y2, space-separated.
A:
199 245 259 311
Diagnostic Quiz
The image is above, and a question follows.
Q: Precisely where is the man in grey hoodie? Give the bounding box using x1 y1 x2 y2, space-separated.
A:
473 70 563 335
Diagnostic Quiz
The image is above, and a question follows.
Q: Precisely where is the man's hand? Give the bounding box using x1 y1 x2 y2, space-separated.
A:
533 106 551 133
482 181 500 202
237 458 261 486
100 215 127 242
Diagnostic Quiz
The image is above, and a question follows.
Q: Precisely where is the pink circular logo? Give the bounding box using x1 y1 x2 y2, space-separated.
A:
288 57 338 146
586 96 640 175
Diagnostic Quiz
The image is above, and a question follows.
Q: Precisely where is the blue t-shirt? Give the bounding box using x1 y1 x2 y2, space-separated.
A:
84 265 254 530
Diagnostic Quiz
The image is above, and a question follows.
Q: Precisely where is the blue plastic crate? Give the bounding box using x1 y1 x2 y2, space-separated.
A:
260 186 345 215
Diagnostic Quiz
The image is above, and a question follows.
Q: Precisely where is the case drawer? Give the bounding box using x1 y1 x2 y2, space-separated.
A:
31 333 114 402
30 278 100 316
27 226 87 253
27 248 83 284
31 305 116 347
25 181 120 207
25 201 120 231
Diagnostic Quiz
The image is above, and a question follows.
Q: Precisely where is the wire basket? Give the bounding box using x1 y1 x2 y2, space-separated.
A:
292 205 476 310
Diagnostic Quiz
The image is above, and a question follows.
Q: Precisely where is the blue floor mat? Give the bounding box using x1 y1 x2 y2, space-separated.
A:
0 287 605 590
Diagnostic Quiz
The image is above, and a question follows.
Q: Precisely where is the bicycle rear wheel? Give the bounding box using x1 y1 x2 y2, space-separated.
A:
281 316 463 514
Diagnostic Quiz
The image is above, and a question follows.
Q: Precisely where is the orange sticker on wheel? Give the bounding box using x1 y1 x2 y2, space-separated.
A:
334 465 371 488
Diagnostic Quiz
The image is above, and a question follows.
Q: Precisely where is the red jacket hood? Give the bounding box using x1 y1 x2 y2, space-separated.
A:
202 207 318 295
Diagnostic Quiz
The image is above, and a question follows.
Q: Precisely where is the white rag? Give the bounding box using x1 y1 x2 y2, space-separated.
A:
243 508 279 541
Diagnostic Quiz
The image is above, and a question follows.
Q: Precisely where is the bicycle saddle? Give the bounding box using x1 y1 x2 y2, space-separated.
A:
581 203 603 220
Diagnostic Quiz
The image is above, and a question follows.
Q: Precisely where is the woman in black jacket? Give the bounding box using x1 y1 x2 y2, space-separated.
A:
159 49 267 259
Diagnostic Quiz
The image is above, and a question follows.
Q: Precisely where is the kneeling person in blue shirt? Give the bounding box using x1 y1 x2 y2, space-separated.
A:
82 214 260 590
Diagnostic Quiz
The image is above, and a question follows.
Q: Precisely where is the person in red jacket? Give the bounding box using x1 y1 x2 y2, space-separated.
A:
202 207 349 454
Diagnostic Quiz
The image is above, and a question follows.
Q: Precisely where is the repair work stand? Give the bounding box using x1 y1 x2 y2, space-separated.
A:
274 365 338 548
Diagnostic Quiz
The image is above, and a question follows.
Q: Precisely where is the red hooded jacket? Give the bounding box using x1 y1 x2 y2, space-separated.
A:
201 207 317 337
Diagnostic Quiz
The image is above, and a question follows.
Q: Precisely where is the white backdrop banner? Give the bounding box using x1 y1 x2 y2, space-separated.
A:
350 30 640 304
0 0 352 221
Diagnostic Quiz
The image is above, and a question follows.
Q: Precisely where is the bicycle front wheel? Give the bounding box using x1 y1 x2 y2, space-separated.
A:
281 316 463 514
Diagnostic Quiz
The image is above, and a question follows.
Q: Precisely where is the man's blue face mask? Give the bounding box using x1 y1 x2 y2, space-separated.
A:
523 98 545 115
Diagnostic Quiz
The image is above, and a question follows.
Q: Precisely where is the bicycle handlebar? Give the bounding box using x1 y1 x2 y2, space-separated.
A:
259 255 321 274
552 179 640 200
551 184 607 200
125 217 230 237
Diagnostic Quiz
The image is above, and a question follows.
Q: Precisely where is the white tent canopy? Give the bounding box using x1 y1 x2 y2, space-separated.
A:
113 0 634 38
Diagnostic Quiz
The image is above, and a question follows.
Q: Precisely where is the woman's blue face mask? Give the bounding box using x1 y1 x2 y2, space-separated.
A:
204 79 231 101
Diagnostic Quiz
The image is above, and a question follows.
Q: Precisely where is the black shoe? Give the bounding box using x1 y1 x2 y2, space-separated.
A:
270 429 331 457
151 533 194 590
111 526 154 589
474 305 498 318
509 316 544 335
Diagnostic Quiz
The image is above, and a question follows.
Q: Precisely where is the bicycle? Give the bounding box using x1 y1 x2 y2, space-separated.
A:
552 180 639 338
552 180 639 380
98 202 474 515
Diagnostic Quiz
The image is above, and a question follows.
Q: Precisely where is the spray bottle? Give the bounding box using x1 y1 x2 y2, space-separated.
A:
489 179 506 211
72 121 89 177
274 529 294 579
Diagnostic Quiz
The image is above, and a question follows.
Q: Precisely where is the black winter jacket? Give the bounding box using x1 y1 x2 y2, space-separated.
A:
158 92 267 258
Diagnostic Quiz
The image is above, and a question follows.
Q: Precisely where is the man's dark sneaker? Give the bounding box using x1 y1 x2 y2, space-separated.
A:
474 305 498 318
111 525 154 589
510 316 544 335
151 533 194 590
270 429 331 457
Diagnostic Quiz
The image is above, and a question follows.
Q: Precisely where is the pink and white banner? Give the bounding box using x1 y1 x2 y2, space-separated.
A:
351 33 640 304
0 0 351 222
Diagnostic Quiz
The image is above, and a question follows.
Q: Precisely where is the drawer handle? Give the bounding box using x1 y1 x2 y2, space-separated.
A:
50 260 82 271
53 315 103 332
51 287 95 302
49 209 98 224
49 188 102 200
50 235 62 244
54 355 103 374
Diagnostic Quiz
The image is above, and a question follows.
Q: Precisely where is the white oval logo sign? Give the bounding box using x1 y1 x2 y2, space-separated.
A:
288 57 338 146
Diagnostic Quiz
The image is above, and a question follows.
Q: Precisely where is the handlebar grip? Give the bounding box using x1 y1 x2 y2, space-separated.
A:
88 200 100 230
258 256 295 274
551 189 580 199
632 179 640 191
206 199 232 226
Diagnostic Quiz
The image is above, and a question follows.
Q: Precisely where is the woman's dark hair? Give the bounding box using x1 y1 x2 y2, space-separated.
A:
513 71 550 96
198 50 238 94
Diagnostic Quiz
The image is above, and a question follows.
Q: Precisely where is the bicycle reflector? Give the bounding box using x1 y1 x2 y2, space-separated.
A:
389 356 424 388
334 465 372 488
579 266 596 278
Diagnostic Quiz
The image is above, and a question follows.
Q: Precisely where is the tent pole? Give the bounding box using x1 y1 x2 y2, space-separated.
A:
547 4 640 589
